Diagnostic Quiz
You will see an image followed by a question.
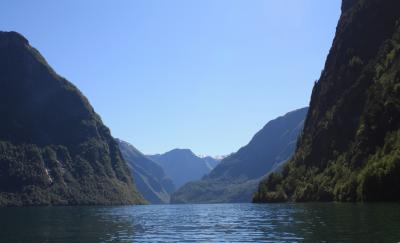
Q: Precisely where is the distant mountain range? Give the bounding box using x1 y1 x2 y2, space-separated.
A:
148 149 220 189
4 0 396 208
117 139 175 204
0 31 144 206
171 107 308 203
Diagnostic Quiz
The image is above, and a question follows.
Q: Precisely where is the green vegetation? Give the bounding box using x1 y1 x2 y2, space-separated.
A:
171 178 261 203
0 31 144 206
254 0 400 203
172 108 308 203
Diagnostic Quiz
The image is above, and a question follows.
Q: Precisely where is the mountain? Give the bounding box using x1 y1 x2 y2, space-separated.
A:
148 149 216 189
117 139 175 204
254 0 400 203
202 156 220 170
171 107 308 203
0 31 144 206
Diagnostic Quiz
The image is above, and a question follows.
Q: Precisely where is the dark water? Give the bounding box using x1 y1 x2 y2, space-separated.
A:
0 203 399 242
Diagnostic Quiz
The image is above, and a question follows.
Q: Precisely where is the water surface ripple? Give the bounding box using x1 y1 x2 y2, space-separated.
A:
0 203 399 242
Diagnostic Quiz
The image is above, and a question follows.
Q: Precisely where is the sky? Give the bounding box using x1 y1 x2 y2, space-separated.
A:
0 0 341 156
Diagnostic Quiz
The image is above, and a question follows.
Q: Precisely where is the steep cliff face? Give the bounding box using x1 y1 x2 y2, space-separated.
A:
171 108 308 203
254 0 400 202
0 31 144 206
208 108 308 181
117 139 175 204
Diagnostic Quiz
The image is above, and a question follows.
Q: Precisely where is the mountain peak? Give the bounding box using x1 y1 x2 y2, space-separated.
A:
167 148 195 156
148 148 218 188
117 139 175 204
0 31 29 47
171 107 308 203
0 31 144 206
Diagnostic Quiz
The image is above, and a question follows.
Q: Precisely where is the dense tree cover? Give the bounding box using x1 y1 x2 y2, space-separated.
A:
254 0 400 203
0 32 144 206
117 139 175 204
171 108 308 203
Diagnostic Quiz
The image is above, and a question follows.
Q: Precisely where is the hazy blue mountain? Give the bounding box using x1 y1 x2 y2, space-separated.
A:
202 156 220 170
0 31 144 206
171 107 308 203
117 139 175 204
148 149 216 189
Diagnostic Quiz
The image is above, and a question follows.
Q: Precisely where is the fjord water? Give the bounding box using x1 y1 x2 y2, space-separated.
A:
0 203 399 242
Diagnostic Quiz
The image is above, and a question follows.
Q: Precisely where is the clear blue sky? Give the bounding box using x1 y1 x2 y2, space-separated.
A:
0 0 341 156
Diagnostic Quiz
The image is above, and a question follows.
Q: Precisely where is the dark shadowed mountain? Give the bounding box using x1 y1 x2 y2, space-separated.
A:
0 31 144 206
148 149 219 189
254 0 400 202
117 139 175 204
171 107 308 203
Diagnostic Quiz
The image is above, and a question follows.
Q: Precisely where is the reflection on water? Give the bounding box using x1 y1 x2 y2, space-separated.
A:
0 203 399 242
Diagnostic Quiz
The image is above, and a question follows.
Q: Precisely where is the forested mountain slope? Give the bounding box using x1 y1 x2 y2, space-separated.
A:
254 0 400 202
0 31 144 206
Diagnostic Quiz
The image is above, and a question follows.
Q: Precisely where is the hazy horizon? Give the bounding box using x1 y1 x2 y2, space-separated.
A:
0 0 341 156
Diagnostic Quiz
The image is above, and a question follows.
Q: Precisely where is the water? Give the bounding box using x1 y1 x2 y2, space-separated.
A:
0 203 399 242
